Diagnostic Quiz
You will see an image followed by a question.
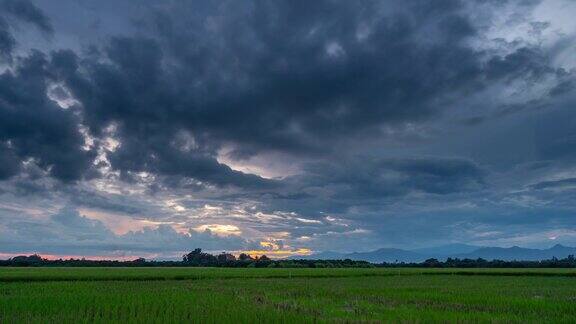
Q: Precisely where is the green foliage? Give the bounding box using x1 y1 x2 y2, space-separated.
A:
1 268 576 323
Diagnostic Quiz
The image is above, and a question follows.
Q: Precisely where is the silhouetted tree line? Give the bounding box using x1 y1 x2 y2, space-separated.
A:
2 250 576 268
0 250 372 268
380 256 576 268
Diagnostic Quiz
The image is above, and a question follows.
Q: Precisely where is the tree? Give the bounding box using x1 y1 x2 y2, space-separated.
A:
217 253 236 262
259 255 270 261
238 253 253 261
183 248 202 262
183 248 218 265
423 258 441 267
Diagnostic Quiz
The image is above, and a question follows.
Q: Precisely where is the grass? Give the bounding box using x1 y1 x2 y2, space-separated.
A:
1 268 575 323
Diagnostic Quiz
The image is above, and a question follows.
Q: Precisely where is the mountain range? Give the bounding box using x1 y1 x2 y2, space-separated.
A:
290 244 576 263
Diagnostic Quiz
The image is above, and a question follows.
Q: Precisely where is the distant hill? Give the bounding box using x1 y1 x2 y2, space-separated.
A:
290 244 576 263
454 244 576 261
412 243 481 257
289 248 427 263
346 248 426 263
288 248 425 262
295 251 349 260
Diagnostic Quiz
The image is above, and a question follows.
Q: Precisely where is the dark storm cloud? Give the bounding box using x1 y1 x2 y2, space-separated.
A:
0 0 95 183
46 40 275 189
0 0 566 189
533 98 576 160
1 0 53 34
298 157 485 198
107 129 279 189
38 0 560 189
2 0 576 255
68 188 144 215
0 17 16 60
129 0 483 154
0 0 52 61
246 156 486 218
0 50 96 182
486 47 554 81
0 143 20 179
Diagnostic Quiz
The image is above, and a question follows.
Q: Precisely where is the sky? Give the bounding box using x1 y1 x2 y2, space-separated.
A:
1 0 576 259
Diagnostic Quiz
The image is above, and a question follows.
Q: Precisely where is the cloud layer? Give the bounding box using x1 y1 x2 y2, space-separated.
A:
1 0 576 257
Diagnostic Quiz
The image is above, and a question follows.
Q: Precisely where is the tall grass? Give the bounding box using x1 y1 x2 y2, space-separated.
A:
1 268 575 322
1 267 576 282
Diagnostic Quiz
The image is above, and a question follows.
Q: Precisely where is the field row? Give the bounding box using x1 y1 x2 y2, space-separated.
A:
1 267 576 282
1 272 576 322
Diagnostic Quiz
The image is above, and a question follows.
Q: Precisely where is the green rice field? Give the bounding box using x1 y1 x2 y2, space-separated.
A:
1 267 575 323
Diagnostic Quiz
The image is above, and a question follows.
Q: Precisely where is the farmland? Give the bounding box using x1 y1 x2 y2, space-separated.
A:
1 268 575 323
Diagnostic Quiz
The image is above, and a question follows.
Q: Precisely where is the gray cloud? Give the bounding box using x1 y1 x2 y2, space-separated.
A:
0 207 252 256
529 178 576 191
301 156 483 199
1 0 53 35
0 17 16 60
0 51 96 182
1 0 576 256
0 0 53 61
2 0 568 187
